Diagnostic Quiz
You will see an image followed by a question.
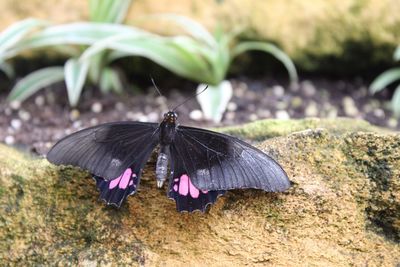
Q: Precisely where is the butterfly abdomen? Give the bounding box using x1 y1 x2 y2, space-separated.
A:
156 151 169 188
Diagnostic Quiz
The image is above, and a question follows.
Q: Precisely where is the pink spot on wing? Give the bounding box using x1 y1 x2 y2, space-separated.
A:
119 168 132 189
174 178 179 182
202 190 209 194
109 176 122 189
129 180 133 186
188 178 200 198
178 174 189 196
173 184 178 191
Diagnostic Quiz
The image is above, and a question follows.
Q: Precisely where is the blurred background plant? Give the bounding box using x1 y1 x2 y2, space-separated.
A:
0 1 296 122
80 14 297 122
370 46 400 116
1 0 142 107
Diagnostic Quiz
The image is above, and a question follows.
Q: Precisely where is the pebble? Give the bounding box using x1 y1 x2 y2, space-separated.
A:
275 110 290 120
91 102 103 113
276 101 288 110
69 109 80 120
305 102 319 117
126 111 136 120
147 112 159 122
4 108 12 116
72 120 82 129
10 119 22 130
290 96 303 109
18 110 31 121
115 102 125 111
189 110 203 121
301 80 316 97
373 108 385 118
257 109 271 118
225 111 235 121
342 97 359 117
5 135 15 145
272 85 285 98
34 95 45 107
90 118 99 125
387 118 398 128
327 109 338 118
137 114 149 122
227 102 237 112
249 113 258 121
9 101 21 110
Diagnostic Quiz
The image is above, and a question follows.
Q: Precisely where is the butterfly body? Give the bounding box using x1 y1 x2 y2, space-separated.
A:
47 111 290 212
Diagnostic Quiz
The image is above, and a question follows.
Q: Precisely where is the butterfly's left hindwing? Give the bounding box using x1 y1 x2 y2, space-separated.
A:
172 126 290 192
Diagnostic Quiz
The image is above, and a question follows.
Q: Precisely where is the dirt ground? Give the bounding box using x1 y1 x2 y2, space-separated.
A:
0 76 398 154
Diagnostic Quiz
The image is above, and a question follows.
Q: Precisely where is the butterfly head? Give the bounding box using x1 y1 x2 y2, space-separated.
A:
163 111 178 124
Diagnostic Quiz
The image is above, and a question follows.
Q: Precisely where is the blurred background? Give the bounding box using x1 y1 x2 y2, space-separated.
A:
0 0 399 154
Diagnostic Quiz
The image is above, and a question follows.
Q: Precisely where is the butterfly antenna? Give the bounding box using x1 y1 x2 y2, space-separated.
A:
172 85 209 112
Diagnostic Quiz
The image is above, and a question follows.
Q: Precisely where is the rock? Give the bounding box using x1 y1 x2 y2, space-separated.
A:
0 118 399 266
304 101 319 117
91 102 103 113
342 96 359 117
275 110 290 120
0 1 398 75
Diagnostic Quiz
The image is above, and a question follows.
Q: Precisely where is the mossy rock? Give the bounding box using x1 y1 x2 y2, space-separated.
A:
0 118 399 265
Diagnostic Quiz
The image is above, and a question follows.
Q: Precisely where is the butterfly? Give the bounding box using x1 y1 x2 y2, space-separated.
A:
47 111 290 212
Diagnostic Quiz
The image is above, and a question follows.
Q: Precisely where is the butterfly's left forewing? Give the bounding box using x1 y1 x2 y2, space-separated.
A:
172 126 290 192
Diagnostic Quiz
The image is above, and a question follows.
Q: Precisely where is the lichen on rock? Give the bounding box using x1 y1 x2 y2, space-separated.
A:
0 118 399 266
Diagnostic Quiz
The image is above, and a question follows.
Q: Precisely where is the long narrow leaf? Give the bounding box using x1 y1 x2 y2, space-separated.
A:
99 67 124 93
0 62 15 78
81 35 216 84
3 22 150 60
394 46 400 62
8 67 64 102
370 68 400 94
147 14 216 48
392 85 400 116
65 58 90 107
0 18 48 57
90 0 132 23
232 41 298 83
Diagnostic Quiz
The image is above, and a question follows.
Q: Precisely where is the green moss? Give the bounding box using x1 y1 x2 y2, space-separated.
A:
0 119 399 265
219 118 386 140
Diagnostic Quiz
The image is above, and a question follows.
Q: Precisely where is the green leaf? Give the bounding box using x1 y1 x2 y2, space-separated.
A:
65 58 90 107
0 18 48 58
392 85 400 116
231 41 298 83
99 67 124 93
0 62 15 78
81 34 216 84
90 0 132 24
196 80 233 123
3 22 149 60
146 14 216 48
394 46 400 62
8 67 64 102
370 68 400 94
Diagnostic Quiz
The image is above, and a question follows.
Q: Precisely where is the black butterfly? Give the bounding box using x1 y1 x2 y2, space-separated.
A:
47 111 290 212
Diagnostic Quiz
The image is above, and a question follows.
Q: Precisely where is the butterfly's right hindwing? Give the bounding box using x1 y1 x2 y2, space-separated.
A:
47 122 159 180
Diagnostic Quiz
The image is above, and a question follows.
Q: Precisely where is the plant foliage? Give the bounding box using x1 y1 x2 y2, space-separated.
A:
370 45 400 116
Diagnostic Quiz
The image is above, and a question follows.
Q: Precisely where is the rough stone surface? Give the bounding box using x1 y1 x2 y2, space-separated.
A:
0 0 399 73
0 118 399 266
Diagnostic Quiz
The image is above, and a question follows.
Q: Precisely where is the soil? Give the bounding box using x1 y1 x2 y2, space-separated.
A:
0 76 398 155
